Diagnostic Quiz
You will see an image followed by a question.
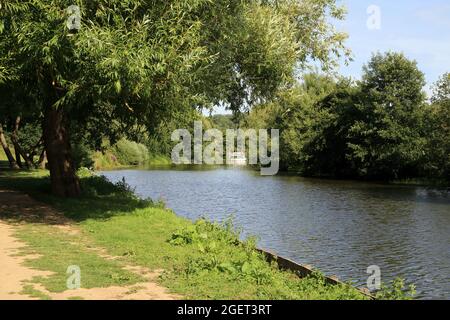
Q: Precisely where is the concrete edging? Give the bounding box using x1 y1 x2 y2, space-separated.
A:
256 248 375 299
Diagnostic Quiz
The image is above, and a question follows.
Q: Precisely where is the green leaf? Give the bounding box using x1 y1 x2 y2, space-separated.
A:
114 80 121 93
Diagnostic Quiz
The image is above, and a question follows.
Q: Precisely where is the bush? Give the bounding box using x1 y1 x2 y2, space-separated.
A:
375 278 416 300
113 139 149 165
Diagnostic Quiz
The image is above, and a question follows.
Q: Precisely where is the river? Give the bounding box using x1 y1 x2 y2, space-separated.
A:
101 167 450 299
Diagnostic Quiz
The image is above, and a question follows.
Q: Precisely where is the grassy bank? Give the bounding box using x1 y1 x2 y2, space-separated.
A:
92 150 171 170
0 170 413 300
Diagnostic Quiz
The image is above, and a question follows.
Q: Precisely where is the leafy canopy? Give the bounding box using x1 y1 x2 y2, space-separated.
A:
0 0 349 139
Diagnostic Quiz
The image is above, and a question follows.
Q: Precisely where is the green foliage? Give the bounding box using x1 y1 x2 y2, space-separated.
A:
423 73 450 180
245 53 448 182
0 0 348 155
16 121 42 156
209 114 236 131
245 73 356 176
192 0 350 114
431 72 450 103
146 154 172 166
280 74 344 174
167 218 366 298
91 138 172 170
169 219 276 285
92 150 121 170
169 218 241 247
21 284 52 300
144 108 202 157
113 139 149 166
72 141 94 170
0 0 351 194
375 278 416 300
79 174 143 202
348 52 427 179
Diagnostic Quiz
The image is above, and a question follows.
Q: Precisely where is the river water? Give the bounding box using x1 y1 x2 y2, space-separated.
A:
101 167 450 299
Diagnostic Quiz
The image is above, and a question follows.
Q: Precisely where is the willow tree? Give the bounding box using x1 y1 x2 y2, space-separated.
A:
0 0 348 197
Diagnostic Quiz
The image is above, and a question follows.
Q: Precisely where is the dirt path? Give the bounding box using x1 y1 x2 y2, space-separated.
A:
0 189 179 300
0 222 52 300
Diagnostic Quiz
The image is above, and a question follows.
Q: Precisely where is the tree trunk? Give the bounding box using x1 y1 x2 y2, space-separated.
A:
0 125 20 169
11 116 34 169
38 149 47 169
43 106 80 197
15 148 23 168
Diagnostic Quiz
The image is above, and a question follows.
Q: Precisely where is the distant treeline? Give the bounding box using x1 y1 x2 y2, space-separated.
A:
61 52 450 183
244 52 449 183
1 51 448 184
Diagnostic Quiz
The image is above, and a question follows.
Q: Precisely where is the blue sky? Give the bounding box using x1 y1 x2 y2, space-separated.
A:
337 0 450 96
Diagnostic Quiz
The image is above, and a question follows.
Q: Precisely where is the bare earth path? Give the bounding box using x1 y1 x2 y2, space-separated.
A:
0 189 178 300
0 221 52 300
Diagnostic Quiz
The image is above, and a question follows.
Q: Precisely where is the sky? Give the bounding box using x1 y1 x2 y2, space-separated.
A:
210 0 450 114
337 0 450 96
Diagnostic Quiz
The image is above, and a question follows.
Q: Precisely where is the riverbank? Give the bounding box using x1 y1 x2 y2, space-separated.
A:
0 170 416 300
93 153 449 188
280 168 450 188
92 151 171 170
0 188 178 300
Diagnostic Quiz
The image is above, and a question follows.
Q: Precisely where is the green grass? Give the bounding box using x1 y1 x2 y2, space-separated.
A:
77 212 367 299
0 170 371 300
92 150 172 170
92 150 124 170
146 154 172 166
21 284 52 300
0 147 7 161
15 224 143 293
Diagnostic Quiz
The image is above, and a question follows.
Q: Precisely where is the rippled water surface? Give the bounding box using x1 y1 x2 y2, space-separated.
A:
101 168 450 299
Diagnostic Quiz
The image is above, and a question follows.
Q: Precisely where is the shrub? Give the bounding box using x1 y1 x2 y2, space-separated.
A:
375 278 416 300
113 139 149 165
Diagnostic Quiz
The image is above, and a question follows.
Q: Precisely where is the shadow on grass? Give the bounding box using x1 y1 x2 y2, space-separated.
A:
0 170 155 224
0 160 10 169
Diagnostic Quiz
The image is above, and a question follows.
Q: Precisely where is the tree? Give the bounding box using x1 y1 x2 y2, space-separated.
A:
424 73 450 180
347 52 427 179
0 123 19 169
276 74 338 173
246 74 360 176
307 78 361 177
0 0 349 196
431 72 450 103
200 0 350 116
245 54 432 181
